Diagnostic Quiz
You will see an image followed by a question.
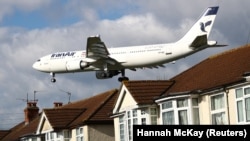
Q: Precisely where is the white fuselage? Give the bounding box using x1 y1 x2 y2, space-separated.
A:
32 42 195 73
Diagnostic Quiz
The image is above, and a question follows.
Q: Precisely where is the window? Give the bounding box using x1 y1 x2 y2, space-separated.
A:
210 94 227 124
63 130 71 141
192 98 200 124
161 98 199 125
150 108 158 125
162 101 174 124
119 115 125 141
45 132 57 141
76 127 84 141
236 87 250 123
118 107 157 141
177 99 188 124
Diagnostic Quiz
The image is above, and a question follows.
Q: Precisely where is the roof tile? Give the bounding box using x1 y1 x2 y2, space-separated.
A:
123 80 174 104
166 44 250 94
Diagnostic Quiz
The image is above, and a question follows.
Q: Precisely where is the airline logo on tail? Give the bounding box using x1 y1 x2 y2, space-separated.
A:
200 7 219 33
200 21 212 32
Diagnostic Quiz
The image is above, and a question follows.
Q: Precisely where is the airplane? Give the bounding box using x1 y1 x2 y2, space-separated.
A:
32 6 226 83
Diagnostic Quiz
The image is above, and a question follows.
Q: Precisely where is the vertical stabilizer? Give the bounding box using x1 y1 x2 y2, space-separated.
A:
177 6 219 45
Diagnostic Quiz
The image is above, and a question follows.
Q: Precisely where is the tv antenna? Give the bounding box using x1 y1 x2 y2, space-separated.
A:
17 91 38 103
16 93 29 103
59 89 71 104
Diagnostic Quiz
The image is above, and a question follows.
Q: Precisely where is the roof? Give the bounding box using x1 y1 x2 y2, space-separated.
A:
0 130 10 139
43 108 86 130
1 114 41 141
2 89 119 140
164 44 250 95
122 80 174 104
44 89 119 128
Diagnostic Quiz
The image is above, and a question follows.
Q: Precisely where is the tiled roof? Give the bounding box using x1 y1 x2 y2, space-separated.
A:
0 130 9 140
1 114 41 141
52 89 119 127
1 89 118 140
43 108 86 130
122 80 174 104
165 44 250 95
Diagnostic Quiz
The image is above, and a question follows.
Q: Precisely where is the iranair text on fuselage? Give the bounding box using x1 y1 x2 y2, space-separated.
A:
51 52 76 58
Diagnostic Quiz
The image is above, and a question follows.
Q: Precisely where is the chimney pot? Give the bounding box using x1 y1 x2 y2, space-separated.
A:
54 102 63 108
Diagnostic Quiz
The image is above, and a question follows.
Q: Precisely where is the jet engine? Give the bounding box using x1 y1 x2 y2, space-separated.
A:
66 60 88 71
96 70 120 79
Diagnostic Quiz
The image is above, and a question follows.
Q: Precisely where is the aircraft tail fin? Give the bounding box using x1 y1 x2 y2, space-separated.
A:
177 6 219 46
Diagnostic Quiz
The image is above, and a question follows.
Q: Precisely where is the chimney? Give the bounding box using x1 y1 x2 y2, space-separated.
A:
24 102 39 125
54 102 63 108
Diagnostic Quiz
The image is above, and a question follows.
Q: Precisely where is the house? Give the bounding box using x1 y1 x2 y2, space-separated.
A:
112 44 250 141
0 102 42 141
156 44 250 125
112 80 174 141
1 89 119 141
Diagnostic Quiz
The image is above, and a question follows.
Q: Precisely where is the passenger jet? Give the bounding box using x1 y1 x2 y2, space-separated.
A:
33 6 226 82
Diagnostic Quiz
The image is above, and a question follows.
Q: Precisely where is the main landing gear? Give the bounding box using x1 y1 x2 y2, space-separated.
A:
50 72 56 83
118 69 129 82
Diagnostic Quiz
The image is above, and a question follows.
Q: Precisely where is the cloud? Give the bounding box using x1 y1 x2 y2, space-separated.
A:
0 0 250 129
0 0 51 22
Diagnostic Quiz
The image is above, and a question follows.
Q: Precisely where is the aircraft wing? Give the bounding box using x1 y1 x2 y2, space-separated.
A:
86 35 119 66
86 36 110 58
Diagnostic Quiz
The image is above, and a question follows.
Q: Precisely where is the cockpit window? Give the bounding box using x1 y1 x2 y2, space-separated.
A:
37 59 41 62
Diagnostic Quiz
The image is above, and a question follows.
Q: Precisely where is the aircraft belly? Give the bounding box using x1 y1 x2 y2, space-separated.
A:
49 60 67 72
123 53 166 67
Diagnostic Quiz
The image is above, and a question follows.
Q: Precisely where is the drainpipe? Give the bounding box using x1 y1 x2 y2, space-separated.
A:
224 88 230 125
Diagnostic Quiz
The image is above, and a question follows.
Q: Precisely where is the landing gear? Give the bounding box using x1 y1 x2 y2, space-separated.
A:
50 72 56 83
118 69 129 82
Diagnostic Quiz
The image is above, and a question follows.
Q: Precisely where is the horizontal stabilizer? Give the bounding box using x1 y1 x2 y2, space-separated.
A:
189 35 207 48
208 44 228 47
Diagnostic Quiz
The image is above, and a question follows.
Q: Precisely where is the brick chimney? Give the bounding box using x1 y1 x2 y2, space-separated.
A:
54 102 63 108
24 102 39 125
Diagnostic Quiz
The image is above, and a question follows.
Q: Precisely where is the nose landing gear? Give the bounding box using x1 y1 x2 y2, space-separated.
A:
50 72 56 83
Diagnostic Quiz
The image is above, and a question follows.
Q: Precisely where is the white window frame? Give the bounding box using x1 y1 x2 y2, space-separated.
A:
210 93 227 124
45 132 57 141
118 107 157 141
76 127 84 141
235 86 250 124
160 97 199 125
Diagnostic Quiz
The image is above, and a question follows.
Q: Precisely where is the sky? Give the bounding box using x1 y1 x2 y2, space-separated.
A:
0 0 250 129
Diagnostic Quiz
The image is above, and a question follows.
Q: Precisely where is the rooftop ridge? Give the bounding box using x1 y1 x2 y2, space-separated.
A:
208 44 250 59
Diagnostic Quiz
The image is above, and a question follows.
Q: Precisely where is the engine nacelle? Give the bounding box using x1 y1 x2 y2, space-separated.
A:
66 60 88 71
96 70 119 79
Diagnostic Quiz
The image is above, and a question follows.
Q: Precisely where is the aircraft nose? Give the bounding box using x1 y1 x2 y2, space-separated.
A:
32 62 40 70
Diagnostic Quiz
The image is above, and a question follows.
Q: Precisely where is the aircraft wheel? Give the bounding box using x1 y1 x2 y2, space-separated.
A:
118 77 129 82
51 78 56 83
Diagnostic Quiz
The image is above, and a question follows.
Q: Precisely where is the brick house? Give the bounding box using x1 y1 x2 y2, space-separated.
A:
1 89 118 141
